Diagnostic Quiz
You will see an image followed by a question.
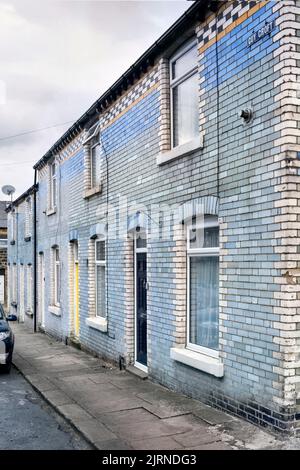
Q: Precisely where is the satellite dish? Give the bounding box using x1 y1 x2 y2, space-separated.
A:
2 185 16 202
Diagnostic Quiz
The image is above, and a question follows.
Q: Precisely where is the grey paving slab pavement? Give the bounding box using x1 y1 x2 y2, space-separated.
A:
11 323 300 450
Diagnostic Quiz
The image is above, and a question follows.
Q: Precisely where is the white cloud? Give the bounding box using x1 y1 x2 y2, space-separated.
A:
0 0 189 198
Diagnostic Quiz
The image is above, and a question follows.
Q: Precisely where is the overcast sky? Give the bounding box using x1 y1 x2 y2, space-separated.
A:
0 0 190 198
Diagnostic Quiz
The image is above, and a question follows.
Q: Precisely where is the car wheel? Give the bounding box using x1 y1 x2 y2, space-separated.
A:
1 362 11 374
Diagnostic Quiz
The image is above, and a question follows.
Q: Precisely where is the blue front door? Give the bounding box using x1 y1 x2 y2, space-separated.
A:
136 252 147 367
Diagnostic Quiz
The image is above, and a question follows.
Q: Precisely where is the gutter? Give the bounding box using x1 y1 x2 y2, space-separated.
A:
5 184 36 213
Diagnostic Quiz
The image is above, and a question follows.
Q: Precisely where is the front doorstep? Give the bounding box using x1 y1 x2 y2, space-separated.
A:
126 365 148 380
68 335 81 350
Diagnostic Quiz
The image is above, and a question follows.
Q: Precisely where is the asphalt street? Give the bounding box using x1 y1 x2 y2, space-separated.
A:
0 367 91 450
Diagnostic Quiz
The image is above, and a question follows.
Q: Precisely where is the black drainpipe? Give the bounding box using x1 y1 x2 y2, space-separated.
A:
33 170 38 332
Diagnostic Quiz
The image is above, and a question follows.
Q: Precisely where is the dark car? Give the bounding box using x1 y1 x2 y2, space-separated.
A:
0 304 15 373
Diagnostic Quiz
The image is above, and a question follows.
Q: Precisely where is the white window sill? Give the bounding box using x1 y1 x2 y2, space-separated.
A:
46 207 56 216
170 347 224 378
83 184 102 199
86 316 107 333
157 135 204 166
49 305 61 317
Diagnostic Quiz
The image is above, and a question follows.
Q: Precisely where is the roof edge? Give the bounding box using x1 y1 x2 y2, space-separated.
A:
34 0 217 170
6 184 38 212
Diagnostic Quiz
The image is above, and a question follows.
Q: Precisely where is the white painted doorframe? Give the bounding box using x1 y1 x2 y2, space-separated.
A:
134 234 148 373
19 265 25 322
39 253 45 327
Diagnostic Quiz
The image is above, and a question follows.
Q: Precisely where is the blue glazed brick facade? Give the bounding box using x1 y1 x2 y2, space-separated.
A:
7 188 35 328
7 1 300 432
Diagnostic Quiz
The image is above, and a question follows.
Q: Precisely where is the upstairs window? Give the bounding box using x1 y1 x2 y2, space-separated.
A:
8 209 17 243
25 196 32 239
11 210 17 242
50 162 57 209
170 40 199 148
83 123 103 197
90 138 102 189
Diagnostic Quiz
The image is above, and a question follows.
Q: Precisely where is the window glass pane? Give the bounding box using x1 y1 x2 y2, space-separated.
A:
173 73 198 147
189 256 219 350
189 225 219 249
189 227 204 250
96 240 105 261
91 135 99 147
204 225 219 248
96 265 106 317
52 163 56 176
27 266 32 309
55 249 59 262
136 233 147 249
91 144 101 187
172 44 197 80
56 263 60 303
52 177 57 206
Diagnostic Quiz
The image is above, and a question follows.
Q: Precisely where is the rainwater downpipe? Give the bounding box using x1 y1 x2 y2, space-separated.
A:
33 169 38 333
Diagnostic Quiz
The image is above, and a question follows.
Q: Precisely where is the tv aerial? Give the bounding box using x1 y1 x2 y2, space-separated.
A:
2 185 16 203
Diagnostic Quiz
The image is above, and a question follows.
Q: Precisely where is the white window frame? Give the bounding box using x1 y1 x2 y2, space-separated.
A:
53 247 60 307
7 264 10 306
169 39 198 149
83 122 102 192
50 162 57 209
11 210 17 241
26 264 32 311
134 230 148 373
25 196 32 238
95 237 106 318
187 217 219 359
12 263 17 303
90 141 101 189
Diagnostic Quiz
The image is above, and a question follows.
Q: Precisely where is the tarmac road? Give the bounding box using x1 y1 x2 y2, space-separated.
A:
0 367 91 450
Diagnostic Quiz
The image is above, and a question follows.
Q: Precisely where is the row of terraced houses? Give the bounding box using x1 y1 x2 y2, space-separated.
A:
7 0 300 432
